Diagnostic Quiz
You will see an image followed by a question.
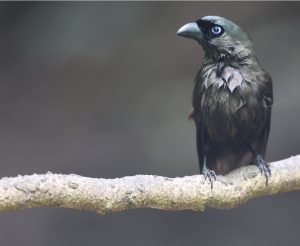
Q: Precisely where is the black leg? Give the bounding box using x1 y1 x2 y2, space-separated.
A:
202 157 216 189
247 145 271 185
254 154 271 185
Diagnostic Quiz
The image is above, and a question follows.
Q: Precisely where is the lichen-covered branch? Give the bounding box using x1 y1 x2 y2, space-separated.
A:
0 155 299 214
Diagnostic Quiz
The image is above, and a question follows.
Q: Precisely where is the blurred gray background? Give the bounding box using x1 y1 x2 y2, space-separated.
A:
0 2 299 246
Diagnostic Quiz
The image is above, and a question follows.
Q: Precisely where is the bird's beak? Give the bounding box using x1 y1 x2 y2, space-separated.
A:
177 22 203 41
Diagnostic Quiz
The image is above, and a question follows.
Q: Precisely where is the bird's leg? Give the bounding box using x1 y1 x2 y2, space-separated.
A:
255 155 271 184
247 145 271 185
202 157 216 189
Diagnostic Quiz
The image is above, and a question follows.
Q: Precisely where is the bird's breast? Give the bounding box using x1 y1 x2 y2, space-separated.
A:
198 65 263 142
203 65 244 92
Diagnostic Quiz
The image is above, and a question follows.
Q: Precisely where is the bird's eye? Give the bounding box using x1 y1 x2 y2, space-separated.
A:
211 26 222 35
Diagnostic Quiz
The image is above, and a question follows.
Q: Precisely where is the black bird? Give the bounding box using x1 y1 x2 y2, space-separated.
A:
177 16 273 187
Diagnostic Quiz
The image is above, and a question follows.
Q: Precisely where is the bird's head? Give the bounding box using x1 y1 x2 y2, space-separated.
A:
177 16 254 60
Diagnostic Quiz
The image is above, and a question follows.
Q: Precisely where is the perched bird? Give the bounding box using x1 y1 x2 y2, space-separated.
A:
177 16 273 187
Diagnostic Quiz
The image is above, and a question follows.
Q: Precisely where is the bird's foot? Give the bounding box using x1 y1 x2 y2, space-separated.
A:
202 165 216 189
254 155 271 185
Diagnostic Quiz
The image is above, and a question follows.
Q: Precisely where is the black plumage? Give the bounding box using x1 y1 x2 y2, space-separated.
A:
177 16 273 187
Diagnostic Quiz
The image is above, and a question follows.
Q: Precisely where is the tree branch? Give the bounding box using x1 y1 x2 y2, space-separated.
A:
0 155 299 214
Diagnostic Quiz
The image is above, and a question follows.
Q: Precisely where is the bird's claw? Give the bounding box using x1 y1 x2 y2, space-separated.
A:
203 166 216 189
255 155 271 185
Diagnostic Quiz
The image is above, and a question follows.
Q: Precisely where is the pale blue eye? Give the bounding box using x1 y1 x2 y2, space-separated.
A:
211 26 222 35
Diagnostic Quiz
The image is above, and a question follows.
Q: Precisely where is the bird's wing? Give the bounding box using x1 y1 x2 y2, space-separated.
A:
256 74 273 157
195 121 205 173
193 74 206 173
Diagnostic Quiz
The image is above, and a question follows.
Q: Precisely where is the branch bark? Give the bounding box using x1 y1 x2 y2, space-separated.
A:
0 155 299 214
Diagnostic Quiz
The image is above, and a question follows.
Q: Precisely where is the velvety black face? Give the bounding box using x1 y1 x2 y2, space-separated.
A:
196 19 225 40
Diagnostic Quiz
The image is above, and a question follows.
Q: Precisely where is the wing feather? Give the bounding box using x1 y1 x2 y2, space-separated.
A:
193 72 206 173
